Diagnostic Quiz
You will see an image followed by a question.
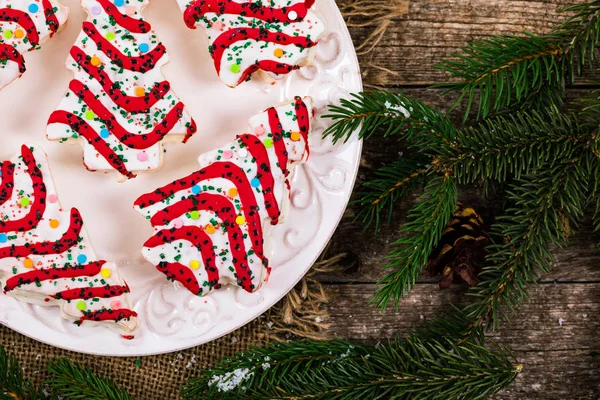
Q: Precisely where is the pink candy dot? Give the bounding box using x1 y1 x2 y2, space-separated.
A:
212 21 224 30
255 125 265 136
111 300 121 309
137 152 148 162
125 6 136 15
173 219 183 229
223 150 233 159
48 194 58 203
91 6 101 15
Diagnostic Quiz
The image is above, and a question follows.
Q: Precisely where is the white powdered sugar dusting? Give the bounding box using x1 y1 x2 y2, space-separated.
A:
209 368 254 392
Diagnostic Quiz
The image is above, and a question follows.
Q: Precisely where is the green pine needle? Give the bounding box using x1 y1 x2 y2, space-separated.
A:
0 346 44 400
47 358 134 400
182 313 520 400
372 175 458 311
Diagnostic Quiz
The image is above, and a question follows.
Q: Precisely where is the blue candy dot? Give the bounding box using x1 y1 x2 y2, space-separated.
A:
77 254 88 264
251 178 260 188
192 185 201 195
0 234 6 243
113 0 124 6
139 43 149 53
100 128 110 138
28 3 39 13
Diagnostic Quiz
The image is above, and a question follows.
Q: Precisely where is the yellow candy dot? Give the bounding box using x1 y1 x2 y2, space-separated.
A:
228 188 238 197
290 131 302 141
101 268 111 278
274 48 284 58
90 56 101 67
235 216 246 225
205 224 216 234
49 219 60 229
189 260 200 270
4 30 13 39
85 110 95 120
14 29 24 39
135 87 145 97
23 258 33 268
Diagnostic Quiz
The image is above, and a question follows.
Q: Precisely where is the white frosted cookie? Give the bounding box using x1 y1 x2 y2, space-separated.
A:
46 0 197 181
134 97 313 296
0 144 139 337
0 0 69 90
178 0 325 87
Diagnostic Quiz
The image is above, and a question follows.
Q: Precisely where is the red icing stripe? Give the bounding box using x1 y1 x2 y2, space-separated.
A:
78 308 138 324
42 0 61 34
184 0 311 29
53 285 129 301
0 44 26 74
97 0 150 33
235 60 299 86
294 96 311 158
238 134 281 224
0 8 40 46
0 161 15 207
145 226 220 289
149 194 254 292
211 28 316 76
0 145 47 234
158 262 201 295
0 208 83 259
69 80 195 149
70 46 170 114
4 261 105 292
82 22 166 73
47 111 136 179
267 106 289 177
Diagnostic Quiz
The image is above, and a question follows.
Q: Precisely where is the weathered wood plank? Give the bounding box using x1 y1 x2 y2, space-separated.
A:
341 0 599 85
323 283 600 399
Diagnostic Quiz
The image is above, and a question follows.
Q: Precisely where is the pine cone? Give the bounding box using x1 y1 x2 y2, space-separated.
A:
427 203 489 289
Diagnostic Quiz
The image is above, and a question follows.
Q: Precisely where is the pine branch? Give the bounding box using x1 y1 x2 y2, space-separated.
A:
353 154 432 230
449 106 593 184
0 346 44 400
372 174 458 311
323 91 458 157
47 358 134 400
183 313 521 400
464 156 590 332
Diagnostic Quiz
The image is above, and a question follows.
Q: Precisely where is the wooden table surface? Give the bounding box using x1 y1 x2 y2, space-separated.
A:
325 1 600 399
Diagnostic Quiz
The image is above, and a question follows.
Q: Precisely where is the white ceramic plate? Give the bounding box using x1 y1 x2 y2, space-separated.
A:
0 0 361 356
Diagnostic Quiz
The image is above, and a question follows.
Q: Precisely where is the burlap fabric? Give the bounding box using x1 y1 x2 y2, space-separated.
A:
0 1 408 398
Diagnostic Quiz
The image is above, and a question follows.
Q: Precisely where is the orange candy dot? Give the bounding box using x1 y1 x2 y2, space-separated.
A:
14 29 24 39
274 48 284 58
49 219 60 229
135 87 145 97
290 131 302 141
90 56 101 67
205 224 216 234
23 258 34 268
228 188 238 197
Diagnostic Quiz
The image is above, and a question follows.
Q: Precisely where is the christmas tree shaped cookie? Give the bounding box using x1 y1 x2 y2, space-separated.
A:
178 0 325 87
47 0 197 181
134 97 313 296
0 144 139 336
0 0 69 90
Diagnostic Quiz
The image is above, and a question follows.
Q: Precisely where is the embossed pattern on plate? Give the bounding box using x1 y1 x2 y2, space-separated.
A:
0 0 362 356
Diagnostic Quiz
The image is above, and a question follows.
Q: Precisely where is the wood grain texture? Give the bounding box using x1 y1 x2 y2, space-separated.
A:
323 3 600 398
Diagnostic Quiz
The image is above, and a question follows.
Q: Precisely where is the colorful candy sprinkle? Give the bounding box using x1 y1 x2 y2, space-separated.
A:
14 30 25 39
228 188 238 197
251 178 260 188
28 3 39 13
230 64 240 73
20 197 30 207
23 258 33 268
190 260 200 270
263 139 273 148
77 254 88 264
139 43 149 53
90 56 101 67
235 216 246 225
291 131 302 141
190 211 200 220
49 219 60 229
100 129 110 139
205 224 216 234
114 0 124 6
76 301 87 311
274 48 284 58
137 152 148 162
48 194 58 203
85 110 95 120
192 185 201 195
0 234 6 243
101 268 111 278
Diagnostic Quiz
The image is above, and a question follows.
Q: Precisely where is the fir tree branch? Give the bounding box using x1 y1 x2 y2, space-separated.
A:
47 358 134 400
183 313 521 400
372 174 458 311
464 156 590 332
323 91 458 157
353 154 433 230
0 346 44 400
